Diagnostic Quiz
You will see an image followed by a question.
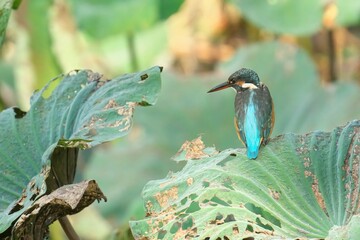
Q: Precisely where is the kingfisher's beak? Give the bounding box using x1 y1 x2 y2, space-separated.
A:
207 81 231 93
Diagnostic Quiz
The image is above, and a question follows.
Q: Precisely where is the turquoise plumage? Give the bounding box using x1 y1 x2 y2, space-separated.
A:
243 92 260 159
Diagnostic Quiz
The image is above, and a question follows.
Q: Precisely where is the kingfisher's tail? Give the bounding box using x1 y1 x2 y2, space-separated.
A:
247 148 259 159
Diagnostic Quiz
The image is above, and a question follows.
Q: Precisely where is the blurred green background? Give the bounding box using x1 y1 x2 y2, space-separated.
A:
1 0 360 239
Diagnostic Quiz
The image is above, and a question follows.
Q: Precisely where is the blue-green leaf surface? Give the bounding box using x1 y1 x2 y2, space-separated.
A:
0 66 162 234
130 120 360 239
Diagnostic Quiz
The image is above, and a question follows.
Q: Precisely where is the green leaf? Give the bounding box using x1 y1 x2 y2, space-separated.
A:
11 0 21 9
336 0 360 27
328 215 360 239
0 66 162 234
0 0 13 47
130 120 360 239
231 0 323 35
69 0 183 39
0 60 16 109
27 0 62 88
0 61 15 89
98 22 168 73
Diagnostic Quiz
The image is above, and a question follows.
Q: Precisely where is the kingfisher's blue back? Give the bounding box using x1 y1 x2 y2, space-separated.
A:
234 84 274 159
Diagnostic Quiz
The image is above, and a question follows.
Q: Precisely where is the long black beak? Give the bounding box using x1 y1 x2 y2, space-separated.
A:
207 81 231 93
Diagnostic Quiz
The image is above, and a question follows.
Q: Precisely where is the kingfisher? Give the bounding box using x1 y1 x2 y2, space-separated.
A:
208 68 274 159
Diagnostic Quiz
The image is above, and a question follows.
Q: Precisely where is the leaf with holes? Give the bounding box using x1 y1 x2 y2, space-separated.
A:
130 120 360 239
0 66 162 235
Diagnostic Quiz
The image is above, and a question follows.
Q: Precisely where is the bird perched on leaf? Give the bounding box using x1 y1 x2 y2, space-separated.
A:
208 68 274 159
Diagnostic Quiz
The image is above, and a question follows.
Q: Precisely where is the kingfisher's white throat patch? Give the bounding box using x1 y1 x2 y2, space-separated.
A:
242 83 258 89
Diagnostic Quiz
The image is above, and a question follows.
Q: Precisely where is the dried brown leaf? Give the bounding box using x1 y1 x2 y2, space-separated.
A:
10 180 106 239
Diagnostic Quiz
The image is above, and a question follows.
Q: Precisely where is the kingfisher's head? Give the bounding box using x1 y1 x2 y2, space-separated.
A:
207 68 260 93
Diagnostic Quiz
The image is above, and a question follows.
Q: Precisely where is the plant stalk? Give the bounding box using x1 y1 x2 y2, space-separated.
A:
127 31 139 72
59 216 80 240
327 29 337 82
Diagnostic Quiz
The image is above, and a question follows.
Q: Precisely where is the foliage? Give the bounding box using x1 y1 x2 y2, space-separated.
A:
336 0 360 27
26 0 62 89
130 120 360 239
0 66 162 237
69 0 183 39
0 0 13 47
232 0 360 35
232 0 323 35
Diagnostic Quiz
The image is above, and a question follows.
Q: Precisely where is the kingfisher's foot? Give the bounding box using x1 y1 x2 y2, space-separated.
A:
263 138 271 145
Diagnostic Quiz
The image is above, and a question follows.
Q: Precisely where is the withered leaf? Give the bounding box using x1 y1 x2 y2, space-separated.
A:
10 180 106 240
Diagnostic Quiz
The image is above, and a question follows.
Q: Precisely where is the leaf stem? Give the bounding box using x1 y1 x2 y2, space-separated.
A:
327 29 337 82
59 216 80 240
127 31 139 72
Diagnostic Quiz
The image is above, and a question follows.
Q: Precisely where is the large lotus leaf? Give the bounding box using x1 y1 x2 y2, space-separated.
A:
0 0 12 47
0 66 162 234
69 0 183 39
130 120 360 239
231 0 323 35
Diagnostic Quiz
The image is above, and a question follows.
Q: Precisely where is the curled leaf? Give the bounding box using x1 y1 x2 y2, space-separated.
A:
11 180 106 239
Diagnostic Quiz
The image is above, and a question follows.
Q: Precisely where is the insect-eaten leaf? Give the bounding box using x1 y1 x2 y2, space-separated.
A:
0 66 162 236
130 120 360 239
172 137 218 162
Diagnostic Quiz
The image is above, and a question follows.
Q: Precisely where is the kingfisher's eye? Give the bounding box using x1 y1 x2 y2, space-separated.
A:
229 80 235 84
